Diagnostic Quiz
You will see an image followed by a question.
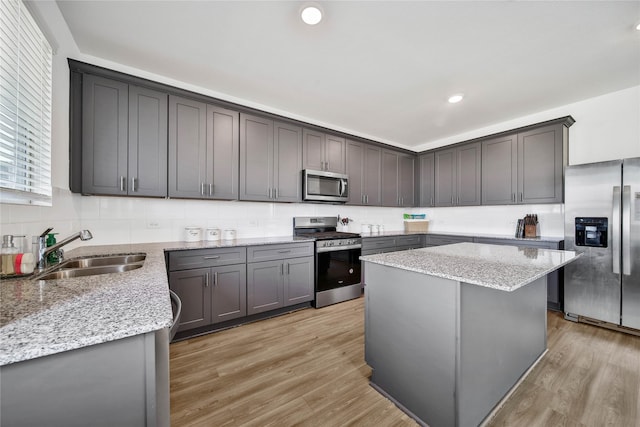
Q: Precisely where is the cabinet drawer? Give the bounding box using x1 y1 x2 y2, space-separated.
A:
168 247 247 271
396 235 424 247
361 237 397 251
247 242 314 263
425 235 473 246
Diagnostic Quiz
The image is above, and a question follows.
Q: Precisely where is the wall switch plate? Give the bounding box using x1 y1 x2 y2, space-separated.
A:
146 220 161 229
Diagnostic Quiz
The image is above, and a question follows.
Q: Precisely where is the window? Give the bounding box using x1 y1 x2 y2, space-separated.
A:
0 0 52 206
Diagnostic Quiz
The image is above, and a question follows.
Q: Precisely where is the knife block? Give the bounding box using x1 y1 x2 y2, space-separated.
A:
524 224 538 238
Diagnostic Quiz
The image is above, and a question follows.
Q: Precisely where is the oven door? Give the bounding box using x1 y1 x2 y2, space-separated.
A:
316 246 361 292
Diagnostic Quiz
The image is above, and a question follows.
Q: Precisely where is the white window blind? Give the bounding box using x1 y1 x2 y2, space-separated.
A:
0 0 52 206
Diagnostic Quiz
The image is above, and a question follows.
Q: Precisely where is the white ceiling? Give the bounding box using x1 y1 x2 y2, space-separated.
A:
54 0 640 150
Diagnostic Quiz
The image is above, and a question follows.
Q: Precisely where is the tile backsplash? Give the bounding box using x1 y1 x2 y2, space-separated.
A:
0 187 564 252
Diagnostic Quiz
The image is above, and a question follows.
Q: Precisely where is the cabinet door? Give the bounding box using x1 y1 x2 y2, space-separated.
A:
434 148 455 206
207 105 239 199
381 150 399 206
169 268 211 331
211 264 247 323
419 153 435 207
456 142 481 206
325 134 346 173
247 260 284 315
518 124 564 204
302 129 325 171
128 85 167 197
346 140 364 205
82 75 128 195
363 145 382 205
399 154 415 207
240 114 274 201
481 135 517 205
168 96 207 198
284 256 314 306
273 122 302 202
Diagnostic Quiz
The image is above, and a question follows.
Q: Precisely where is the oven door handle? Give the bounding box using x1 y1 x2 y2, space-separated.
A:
317 244 362 253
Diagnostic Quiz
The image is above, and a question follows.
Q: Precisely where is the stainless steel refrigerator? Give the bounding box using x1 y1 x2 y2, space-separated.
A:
564 158 640 332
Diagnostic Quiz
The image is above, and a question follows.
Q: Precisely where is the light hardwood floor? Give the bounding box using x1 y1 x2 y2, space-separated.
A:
170 297 640 427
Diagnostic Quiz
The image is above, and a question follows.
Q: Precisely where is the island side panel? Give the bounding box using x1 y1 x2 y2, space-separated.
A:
364 261 458 427
458 276 547 427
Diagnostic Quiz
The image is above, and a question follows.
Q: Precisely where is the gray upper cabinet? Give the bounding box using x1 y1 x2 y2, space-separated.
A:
303 129 346 173
518 124 564 204
434 142 481 206
481 134 517 205
346 140 381 205
240 114 302 202
168 96 238 199
82 75 167 196
419 153 435 207
381 150 415 207
482 123 565 205
273 122 303 202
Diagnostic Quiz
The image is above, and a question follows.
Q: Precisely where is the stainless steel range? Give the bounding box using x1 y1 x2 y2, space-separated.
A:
293 217 362 308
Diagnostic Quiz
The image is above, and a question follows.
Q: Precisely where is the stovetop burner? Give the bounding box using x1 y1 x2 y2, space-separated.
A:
293 216 361 241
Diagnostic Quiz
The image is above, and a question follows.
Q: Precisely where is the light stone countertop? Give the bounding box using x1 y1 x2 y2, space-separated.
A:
360 242 580 292
360 230 564 243
0 236 313 366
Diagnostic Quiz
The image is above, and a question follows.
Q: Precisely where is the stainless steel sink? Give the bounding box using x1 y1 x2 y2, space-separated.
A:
57 254 146 269
33 253 146 280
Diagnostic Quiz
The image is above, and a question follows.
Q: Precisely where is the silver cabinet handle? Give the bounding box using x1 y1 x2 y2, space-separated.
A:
274 188 278 199
209 184 213 196
168 290 182 341
203 255 220 260
512 193 516 203
205 273 209 287
213 271 218 286
131 177 137 192
286 263 290 275
451 196 454 205
362 194 365 204
120 176 126 192
201 183 206 196
280 263 284 275
430 197 433 206
520 192 523 202
268 188 272 199
612 186 621 274
457 196 459 205
277 250 291 254
622 185 631 275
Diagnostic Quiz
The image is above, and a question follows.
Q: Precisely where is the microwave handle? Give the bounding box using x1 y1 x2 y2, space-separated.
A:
340 179 347 197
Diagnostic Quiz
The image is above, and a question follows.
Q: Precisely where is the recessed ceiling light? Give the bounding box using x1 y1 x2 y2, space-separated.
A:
301 5 322 25
448 94 464 104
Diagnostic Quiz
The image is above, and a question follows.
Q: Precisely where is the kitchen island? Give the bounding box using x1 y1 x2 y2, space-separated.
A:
360 242 579 427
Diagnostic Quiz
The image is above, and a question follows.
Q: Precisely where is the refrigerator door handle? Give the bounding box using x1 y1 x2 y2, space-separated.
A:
622 185 632 275
612 186 621 274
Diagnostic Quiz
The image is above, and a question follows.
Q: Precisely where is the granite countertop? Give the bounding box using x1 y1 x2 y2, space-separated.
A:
360 230 564 243
360 242 579 292
0 235 312 366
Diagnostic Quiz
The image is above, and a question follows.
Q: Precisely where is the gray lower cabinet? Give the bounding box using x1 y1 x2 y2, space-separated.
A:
419 153 435 207
361 235 425 284
424 234 474 247
168 96 239 199
434 142 481 207
0 329 170 427
240 114 302 202
346 140 382 205
167 247 247 332
482 123 566 205
381 150 415 207
303 129 346 173
247 242 314 315
81 75 167 197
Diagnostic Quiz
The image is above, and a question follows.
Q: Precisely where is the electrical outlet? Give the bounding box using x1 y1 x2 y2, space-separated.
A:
147 220 161 229
248 220 258 227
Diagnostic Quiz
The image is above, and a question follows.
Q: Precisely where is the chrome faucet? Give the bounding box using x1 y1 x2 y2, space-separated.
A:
37 228 93 269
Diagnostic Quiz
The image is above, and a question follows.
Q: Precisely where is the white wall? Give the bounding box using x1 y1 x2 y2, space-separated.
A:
1 2 637 250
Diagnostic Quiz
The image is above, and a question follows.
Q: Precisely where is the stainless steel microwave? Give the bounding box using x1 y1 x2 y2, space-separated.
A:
303 169 349 202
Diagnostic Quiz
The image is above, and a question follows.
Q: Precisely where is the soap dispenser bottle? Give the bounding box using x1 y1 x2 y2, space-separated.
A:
46 233 59 264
